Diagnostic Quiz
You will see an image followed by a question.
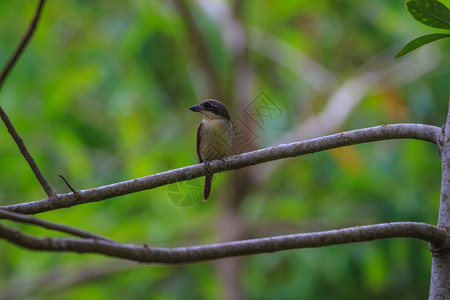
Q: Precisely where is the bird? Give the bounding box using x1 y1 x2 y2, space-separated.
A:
190 99 235 201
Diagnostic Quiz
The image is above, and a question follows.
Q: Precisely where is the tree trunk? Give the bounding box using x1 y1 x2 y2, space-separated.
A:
429 98 450 299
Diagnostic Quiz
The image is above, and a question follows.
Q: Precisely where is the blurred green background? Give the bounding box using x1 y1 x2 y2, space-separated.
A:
0 0 449 299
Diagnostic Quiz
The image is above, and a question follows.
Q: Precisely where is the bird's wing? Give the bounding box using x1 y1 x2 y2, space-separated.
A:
231 120 237 144
197 122 203 163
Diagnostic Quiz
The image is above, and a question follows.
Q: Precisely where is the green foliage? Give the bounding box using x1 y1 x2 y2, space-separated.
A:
396 0 450 58
395 33 450 57
406 0 450 28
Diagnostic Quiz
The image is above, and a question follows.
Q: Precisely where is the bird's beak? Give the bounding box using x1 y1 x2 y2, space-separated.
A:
190 104 202 112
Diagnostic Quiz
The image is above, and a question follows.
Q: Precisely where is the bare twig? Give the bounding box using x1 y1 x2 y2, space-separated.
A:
0 221 444 264
0 123 440 215
0 106 57 197
58 175 78 195
0 0 56 197
0 0 46 89
0 209 115 242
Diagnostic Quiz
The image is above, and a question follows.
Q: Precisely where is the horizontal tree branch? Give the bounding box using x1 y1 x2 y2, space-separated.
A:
0 221 445 264
1 123 441 215
0 209 114 242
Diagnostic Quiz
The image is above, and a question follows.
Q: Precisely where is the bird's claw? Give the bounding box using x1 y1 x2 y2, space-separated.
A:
204 160 211 172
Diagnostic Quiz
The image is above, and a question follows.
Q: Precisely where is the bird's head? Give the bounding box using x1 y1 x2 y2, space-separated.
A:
190 99 231 121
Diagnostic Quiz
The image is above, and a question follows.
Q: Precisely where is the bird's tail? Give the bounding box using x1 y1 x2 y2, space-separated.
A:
203 173 213 201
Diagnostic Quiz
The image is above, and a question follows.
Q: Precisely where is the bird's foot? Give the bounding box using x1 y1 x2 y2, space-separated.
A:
204 160 211 172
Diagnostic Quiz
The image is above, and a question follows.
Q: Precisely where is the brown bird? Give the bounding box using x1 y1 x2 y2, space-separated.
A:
190 99 235 201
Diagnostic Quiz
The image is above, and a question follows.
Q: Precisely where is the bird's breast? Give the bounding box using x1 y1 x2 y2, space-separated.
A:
199 119 235 161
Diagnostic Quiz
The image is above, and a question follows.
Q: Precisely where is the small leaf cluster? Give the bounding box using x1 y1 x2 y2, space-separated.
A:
395 0 450 58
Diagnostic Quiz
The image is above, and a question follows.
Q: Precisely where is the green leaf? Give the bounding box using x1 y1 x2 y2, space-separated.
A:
406 0 450 29
395 33 450 58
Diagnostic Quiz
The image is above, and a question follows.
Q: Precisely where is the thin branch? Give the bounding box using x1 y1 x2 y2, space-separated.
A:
0 106 57 197
0 222 445 264
0 123 440 215
58 175 78 195
0 0 56 197
0 0 46 89
0 209 115 242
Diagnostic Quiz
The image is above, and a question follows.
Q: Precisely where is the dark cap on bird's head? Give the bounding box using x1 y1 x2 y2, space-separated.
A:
190 99 231 120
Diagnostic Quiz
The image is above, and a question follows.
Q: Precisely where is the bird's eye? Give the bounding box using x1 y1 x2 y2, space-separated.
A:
204 102 211 108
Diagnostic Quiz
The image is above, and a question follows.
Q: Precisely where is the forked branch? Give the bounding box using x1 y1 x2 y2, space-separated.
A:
0 209 114 242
